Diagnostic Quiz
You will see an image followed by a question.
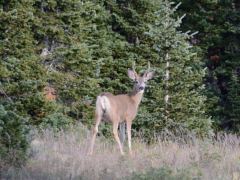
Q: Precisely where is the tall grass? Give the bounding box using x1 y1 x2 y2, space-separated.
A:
2 124 240 180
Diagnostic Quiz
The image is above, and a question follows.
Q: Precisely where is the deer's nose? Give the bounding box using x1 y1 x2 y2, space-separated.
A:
139 86 144 90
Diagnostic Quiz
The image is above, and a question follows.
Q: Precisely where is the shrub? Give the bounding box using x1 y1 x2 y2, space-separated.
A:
39 112 73 132
0 105 29 169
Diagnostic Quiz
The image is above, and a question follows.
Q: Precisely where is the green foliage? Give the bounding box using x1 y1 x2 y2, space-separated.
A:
39 112 73 132
128 167 200 180
0 105 29 168
0 0 213 143
133 1 212 138
0 0 49 125
174 0 240 132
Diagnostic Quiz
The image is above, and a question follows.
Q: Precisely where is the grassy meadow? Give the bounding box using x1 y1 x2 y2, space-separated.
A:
3 124 240 180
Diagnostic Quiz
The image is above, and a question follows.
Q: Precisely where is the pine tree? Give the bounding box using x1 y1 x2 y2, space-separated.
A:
174 0 240 132
141 1 212 138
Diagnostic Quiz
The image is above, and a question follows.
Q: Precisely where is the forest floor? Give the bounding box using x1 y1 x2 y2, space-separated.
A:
4 124 240 180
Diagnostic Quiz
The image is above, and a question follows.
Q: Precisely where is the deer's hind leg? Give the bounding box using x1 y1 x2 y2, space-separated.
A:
88 110 102 155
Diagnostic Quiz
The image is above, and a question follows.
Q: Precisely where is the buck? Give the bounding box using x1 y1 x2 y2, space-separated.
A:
88 64 154 155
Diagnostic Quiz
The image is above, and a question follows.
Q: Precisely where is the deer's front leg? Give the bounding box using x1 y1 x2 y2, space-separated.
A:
126 120 132 155
113 121 124 155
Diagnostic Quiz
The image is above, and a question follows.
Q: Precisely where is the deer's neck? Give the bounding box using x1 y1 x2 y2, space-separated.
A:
129 90 144 108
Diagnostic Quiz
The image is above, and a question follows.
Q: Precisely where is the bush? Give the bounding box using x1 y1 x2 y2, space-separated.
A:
39 112 73 132
0 105 29 169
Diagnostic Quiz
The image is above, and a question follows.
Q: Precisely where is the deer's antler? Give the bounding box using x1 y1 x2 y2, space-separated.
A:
132 61 138 77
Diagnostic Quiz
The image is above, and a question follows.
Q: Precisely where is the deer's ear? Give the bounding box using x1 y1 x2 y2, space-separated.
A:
144 71 154 81
128 69 137 80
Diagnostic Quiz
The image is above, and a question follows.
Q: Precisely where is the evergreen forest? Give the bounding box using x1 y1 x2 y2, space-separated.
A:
0 0 240 179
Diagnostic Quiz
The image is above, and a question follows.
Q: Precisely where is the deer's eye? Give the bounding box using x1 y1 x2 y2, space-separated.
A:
134 80 138 84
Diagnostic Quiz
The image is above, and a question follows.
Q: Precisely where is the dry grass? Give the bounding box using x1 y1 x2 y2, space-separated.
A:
3 124 240 180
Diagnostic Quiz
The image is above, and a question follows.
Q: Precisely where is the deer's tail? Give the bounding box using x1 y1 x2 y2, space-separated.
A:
96 95 111 115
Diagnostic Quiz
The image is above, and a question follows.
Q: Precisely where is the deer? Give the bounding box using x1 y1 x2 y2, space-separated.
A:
88 63 154 155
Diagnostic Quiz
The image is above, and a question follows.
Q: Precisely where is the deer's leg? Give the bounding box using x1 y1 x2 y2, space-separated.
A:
88 112 101 155
126 120 132 155
113 121 124 155
119 122 126 144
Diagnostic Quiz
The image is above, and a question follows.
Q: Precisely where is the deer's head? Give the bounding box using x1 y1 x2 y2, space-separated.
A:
128 63 154 93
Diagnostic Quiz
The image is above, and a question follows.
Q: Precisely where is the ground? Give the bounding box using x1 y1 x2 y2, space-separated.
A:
4 124 240 180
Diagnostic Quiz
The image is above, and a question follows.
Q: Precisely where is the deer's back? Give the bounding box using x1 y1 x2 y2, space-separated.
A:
99 92 137 122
